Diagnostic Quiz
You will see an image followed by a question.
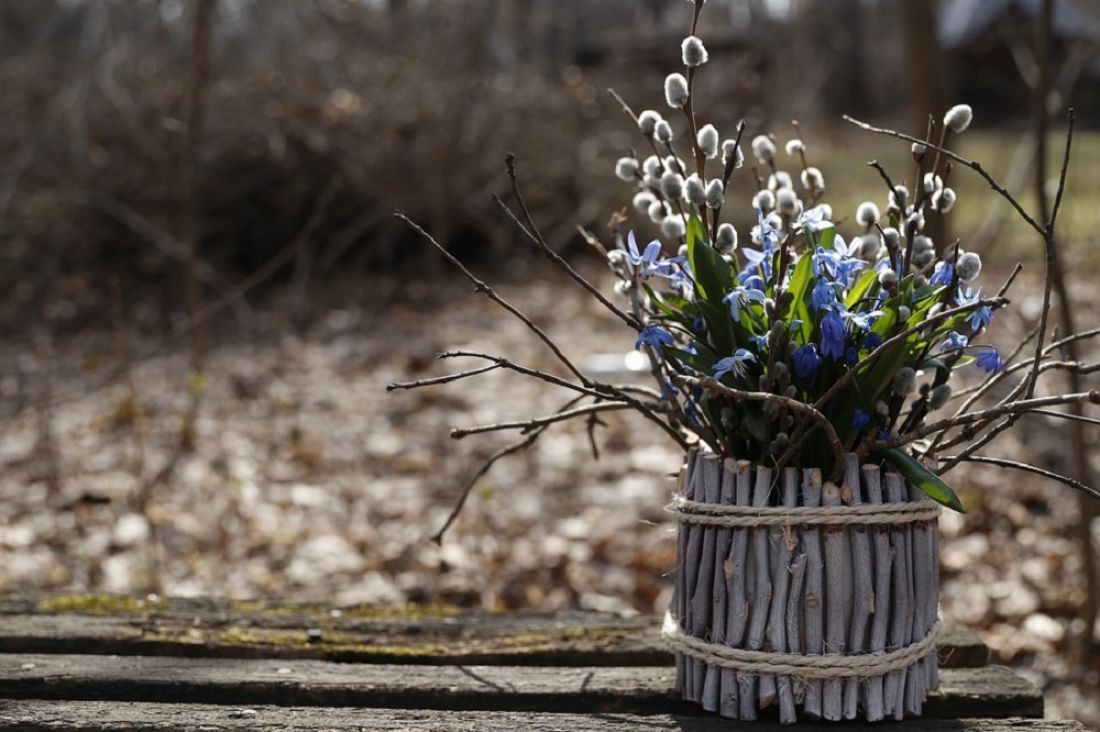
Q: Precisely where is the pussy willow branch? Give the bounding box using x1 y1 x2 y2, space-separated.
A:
431 395 585 544
681 375 847 482
496 155 643 331
450 402 640 439
396 213 589 385
941 455 1100 501
437 351 606 401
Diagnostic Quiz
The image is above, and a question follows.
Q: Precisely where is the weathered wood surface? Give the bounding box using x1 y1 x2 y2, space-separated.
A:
0 702 1082 732
0 655 1043 719
0 596 990 667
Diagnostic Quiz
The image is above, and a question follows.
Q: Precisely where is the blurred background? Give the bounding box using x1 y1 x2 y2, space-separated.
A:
2 0 1100 726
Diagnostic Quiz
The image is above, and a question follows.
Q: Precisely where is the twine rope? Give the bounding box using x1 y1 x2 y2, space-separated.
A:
670 494 941 527
662 612 943 679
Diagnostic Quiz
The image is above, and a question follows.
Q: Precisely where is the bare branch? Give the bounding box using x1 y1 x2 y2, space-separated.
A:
386 364 501 392
450 402 638 439
940 454 1100 501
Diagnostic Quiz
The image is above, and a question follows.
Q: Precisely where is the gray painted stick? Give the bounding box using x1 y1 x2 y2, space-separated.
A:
740 465 773 719
720 459 753 719
885 472 910 720
844 455 873 720
927 512 940 691
769 467 800 724
801 468 824 719
862 464 893 722
682 454 705 701
822 479 850 721
906 481 930 715
786 550 807 711
691 456 721 703
674 451 696 697
702 460 736 712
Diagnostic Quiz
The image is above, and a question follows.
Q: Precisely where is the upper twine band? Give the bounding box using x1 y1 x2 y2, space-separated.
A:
662 612 943 679
670 495 941 527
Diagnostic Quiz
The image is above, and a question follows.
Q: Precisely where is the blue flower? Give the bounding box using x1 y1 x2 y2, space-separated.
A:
626 231 680 279
799 205 833 233
955 288 993 331
723 285 767 321
820 309 846 360
755 209 781 251
852 409 871 429
792 343 822 383
811 278 837 312
691 317 706 336
739 246 773 283
845 345 859 366
863 332 883 350
713 349 757 380
635 325 674 352
974 346 1004 373
843 307 882 333
750 334 769 352
941 330 969 353
929 262 954 287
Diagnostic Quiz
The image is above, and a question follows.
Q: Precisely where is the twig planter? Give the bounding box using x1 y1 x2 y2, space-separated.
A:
666 449 942 724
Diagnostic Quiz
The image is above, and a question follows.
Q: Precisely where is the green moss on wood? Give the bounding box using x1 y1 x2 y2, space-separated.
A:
36 595 166 615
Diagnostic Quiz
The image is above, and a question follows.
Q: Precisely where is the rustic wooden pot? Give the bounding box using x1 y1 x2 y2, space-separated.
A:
668 449 941 724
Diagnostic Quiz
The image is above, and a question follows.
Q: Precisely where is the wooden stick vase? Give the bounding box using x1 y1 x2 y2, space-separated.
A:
668 449 941 724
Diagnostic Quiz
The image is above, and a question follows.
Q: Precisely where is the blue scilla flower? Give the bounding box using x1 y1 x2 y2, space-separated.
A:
811 278 837 312
799 205 833 233
941 330 969 353
691 317 706 335
626 231 679 279
821 309 846 360
635 325 674 352
852 409 871 429
843 307 882 333
929 261 954 287
955 288 993 331
974 345 1004 374
723 285 767 321
738 271 767 291
713 349 757 380
863 332 883 350
756 209 781 251
845 346 859 366
750 334 769 352
739 246 773 283
792 343 822 383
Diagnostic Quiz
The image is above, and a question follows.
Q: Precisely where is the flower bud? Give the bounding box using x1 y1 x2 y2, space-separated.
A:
776 187 799 216
912 235 934 254
785 139 804 156
911 142 927 158
614 157 639 182
878 268 898 286
655 120 674 143
858 234 881 259
681 35 709 67
638 110 662 136
697 124 719 159
875 400 890 418
928 384 952 410
722 139 744 168
661 215 686 239
632 191 656 213
944 103 973 133
751 134 776 164
716 223 738 253
923 172 943 194
664 73 689 108
914 274 928 288
881 227 901 250
678 244 689 258
664 155 686 175
704 179 725 209
913 249 936 268
888 185 909 211
898 305 911 320
932 187 957 213
956 251 982 282
614 280 633 297
607 249 629 276
857 201 880 227
643 155 662 178
801 166 824 192
660 171 685 200
684 174 706 206
768 171 793 191
648 200 668 223
892 367 917 395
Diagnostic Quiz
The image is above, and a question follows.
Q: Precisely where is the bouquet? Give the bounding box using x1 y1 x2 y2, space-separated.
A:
392 0 1098 540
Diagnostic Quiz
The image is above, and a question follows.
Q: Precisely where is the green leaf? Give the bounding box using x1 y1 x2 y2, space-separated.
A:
882 448 965 512
665 346 716 374
845 268 878 309
687 214 734 304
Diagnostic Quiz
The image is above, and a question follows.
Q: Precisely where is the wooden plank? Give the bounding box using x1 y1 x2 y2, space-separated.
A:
0 595 989 667
0 702 1081 732
0 655 1042 719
